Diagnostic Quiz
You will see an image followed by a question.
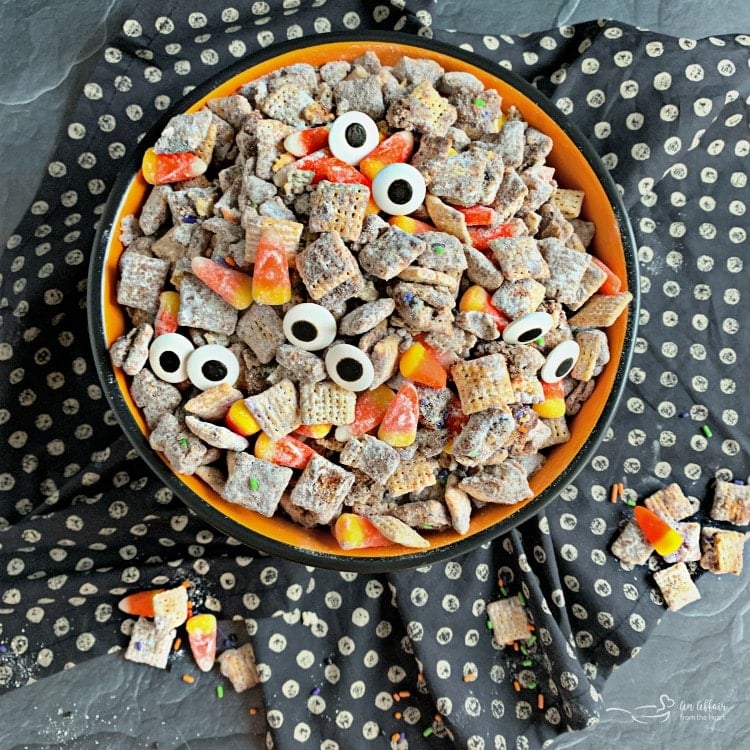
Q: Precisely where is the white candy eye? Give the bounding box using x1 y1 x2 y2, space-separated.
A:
371 163 426 215
186 344 240 390
328 111 380 165
283 303 337 351
502 311 554 345
325 344 374 391
540 340 580 383
149 332 195 383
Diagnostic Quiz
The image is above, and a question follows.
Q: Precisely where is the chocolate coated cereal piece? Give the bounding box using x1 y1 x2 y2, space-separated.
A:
490 236 549 281
493 168 528 221
339 434 401 484
275 344 327 383
218 643 259 692
486 597 531 646
459 459 532 505
296 231 363 299
185 414 249 452
338 298 396 336
333 74 385 120
710 479 750 526
184 383 243 421
453 408 515 465
130 369 183 429
124 617 175 669
463 244 505 290
222 451 293 517
444 475 472 535
139 185 172 236
568 261 609 312
455 310 500 341
177 274 238 335
149 413 208 475
290 453 355 523
610 519 654 569
663 522 702 564
110 323 154 376
386 80 457 137
653 563 701 611
308 181 370 242
700 527 747 575
358 226 427 281
117 252 171 314
236 304 285 364
386 453 438 497
491 278 546 319
391 500 451 531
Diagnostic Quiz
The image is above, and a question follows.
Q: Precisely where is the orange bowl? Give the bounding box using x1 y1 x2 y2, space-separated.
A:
88 33 638 571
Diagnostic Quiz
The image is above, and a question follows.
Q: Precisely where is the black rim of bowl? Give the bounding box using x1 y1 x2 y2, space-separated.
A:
88 31 639 572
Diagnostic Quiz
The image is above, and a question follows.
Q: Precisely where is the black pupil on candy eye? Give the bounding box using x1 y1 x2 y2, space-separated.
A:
202 360 227 382
336 357 363 382
556 358 574 378
518 327 542 343
388 179 412 205
345 122 367 148
291 320 318 342
159 351 181 373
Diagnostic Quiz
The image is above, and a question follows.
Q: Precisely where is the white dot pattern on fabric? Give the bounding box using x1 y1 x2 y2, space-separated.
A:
1 5 749 748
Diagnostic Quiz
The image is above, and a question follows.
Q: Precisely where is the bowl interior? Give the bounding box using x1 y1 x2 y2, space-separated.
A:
91 35 637 570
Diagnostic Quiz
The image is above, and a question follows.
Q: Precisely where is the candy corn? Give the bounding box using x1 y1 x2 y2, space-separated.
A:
358 130 414 181
633 505 683 557
154 290 180 336
399 342 448 389
118 588 166 618
185 613 217 672
284 126 330 157
191 256 254 310
142 147 207 185
225 399 261 437
455 204 498 226
294 423 332 439
252 239 291 306
254 432 315 469
591 257 622 295
467 222 516 250
334 384 395 441
388 215 435 234
533 379 566 418
378 382 419 447
459 285 509 331
333 513 392 550
293 150 371 187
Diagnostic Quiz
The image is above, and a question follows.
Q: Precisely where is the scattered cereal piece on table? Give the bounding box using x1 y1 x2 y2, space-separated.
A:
653 563 702 612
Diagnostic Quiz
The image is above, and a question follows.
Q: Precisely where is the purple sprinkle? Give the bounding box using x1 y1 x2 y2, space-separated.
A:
679 411 690 418
403 292 415 303
733 479 745 485
437 420 445 429
310 686 321 696
0 645 7 653
182 215 198 224
223 638 234 648
136 641 143 651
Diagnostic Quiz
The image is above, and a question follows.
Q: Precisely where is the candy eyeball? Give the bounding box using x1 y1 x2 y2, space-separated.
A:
328 111 380 165
149 332 195 383
502 311 554 345
540 339 580 383
283 303 337 351
325 344 374 391
371 163 426 215
186 344 240 390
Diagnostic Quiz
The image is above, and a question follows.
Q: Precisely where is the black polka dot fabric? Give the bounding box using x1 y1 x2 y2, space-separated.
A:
1 3 749 748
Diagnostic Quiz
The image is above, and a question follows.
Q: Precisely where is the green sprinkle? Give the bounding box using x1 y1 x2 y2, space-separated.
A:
522 658 533 667
178 437 189 449
486 619 494 629
528 680 537 690
535 337 545 346
216 685 224 699
422 726 434 738
248 477 260 491
702 425 713 438
474 97 486 107
420 524 434 530
520 644 529 655
517 592 526 606
626 497 637 507
527 634 537 646
468 449 478 458
433 244 445 255
500 586 509 597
